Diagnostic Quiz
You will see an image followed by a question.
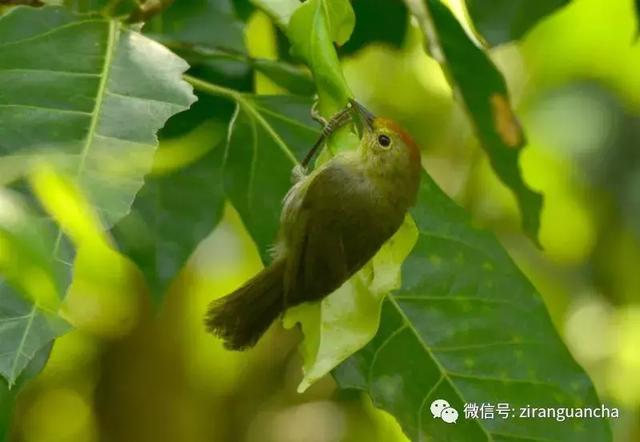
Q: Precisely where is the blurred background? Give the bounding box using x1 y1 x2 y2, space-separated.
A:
5 0 640 441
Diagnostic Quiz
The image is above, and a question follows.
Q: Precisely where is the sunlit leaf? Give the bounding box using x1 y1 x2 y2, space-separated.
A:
0 5 194 384
0 5 196 228
0 191 64 311
405 0 543 242
465 0 570 46
283 216 418 392
334 171 610 442
287 0 354 115
224 94 319 259
30 167 111 252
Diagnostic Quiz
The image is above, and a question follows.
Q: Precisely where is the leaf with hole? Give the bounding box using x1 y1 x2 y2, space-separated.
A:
405 0 543 243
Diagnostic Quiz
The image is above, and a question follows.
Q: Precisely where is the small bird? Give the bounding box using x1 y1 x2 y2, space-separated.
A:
205 100 421 350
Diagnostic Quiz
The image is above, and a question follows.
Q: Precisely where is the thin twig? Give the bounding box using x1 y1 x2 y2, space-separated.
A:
301 105 353 168
183 74 354 169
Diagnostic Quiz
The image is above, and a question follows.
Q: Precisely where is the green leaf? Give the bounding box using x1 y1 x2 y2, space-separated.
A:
252 58 315 96
0 5 194 382
283 215 418 393
0 5 196 228
113 122 227 298
145 0 246 54
231 0 255 21
0 189 70 386
341 0 409 55
0 286 69 388
223 94 319 259
334 171 610 442
465 0 570 46
287 0 354 115
405 0 543 243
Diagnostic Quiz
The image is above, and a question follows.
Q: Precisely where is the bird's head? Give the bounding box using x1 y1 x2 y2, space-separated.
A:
349 99 422 205
350 99 421 174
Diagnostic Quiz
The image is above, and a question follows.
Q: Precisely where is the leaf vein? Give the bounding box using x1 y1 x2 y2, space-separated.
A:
367 323 408 387
0 18 104 49
251 103 318 134
387 295 494 441
0 103 92 116
8 303 37 383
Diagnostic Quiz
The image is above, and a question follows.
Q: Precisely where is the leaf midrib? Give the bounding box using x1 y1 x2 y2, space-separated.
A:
8 303 36 386
240 99 299 165
51 20 119 259
76 20 118 177
387 295 495 442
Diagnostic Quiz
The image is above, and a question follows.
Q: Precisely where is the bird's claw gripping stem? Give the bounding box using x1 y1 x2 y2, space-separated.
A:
300 102 355 170
310 100 329 127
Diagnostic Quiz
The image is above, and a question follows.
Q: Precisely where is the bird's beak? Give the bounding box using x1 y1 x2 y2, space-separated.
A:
349 99 375 134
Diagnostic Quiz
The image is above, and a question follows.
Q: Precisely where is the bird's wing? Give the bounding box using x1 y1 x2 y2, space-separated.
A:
282 162 353 307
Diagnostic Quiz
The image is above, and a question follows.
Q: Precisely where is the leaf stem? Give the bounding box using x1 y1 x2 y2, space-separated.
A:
183 74 241 102
184 75 300 165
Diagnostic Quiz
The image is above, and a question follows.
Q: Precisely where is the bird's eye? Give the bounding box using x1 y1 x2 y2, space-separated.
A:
377 134 391 148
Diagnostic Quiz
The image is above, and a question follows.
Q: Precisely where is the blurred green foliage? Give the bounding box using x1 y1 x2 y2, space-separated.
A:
1 0 640 441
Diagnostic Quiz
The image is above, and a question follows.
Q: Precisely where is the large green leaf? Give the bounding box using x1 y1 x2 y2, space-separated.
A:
223 94 319 259
113 125 227 298
465 0 570 46
334 171 610 442
0 5 194 383
0 5 196 227
405 0 543 243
